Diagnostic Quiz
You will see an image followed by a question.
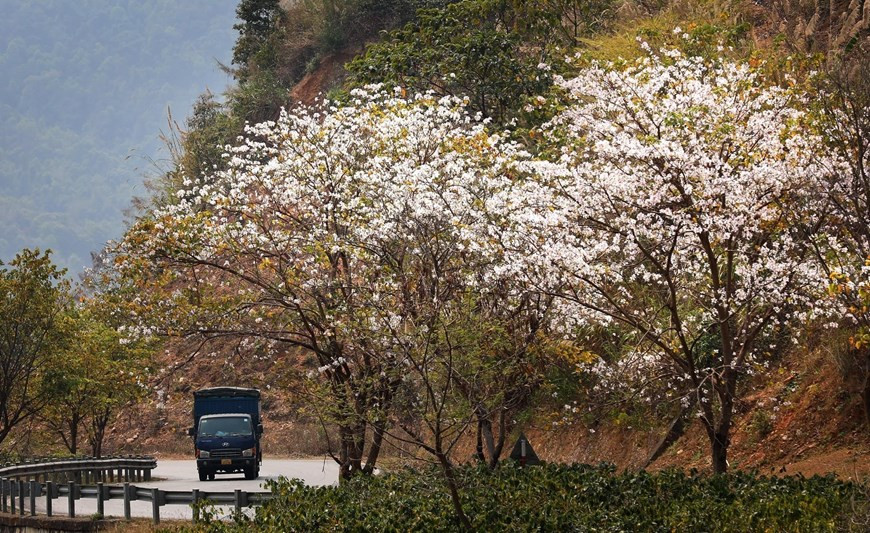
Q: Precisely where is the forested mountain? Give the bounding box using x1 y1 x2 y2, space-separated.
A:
0 0 237 273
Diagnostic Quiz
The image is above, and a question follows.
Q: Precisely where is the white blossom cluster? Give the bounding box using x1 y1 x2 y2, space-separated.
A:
493 45 847 400
118 46 851 417
118 86 533 371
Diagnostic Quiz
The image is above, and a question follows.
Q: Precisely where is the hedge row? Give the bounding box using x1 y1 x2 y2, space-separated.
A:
186 463 865 532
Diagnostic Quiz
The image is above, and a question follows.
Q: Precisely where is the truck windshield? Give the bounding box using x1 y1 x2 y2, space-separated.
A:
199 416 252 437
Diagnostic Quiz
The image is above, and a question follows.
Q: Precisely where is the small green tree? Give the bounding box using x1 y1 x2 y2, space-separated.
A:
232 0 284 72
0 249 72 447
85 316 150 458
42 308 150 457
41 330 90 455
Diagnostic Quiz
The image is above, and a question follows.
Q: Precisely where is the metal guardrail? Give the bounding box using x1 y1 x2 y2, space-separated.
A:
0 455 157 483
0 478 271 524
0 456 271 524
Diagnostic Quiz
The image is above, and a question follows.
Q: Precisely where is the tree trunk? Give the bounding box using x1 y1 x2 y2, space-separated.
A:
644 401 694 468
711 431 729 474
475 420 486 464
362 420 385 474
478 414 496 466
336 419 369 480
699 382 734 474
351 420 366 473
473 407 507 469
862 361 870 427
436 452 472 531
69 418 78 455
488 409 508 470
92 435 103 459
89 406 111 459
338 425 352 481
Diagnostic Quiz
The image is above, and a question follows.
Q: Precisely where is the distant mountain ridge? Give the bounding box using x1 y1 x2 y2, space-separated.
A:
0 0 238 273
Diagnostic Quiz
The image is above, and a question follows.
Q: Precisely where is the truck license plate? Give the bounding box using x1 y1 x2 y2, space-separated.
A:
221 459 232 465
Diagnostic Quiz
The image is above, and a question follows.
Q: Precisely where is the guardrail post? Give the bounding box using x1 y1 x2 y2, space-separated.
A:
18 479 24 516
192 488 200 523
29 479 36 516
234 489 242 516
46 481 53 517
1 477 6 513
9 479 15 514
67 480 75 518
123 482 131 520
144 465 152 481
97 481 104 517
151 488 160 524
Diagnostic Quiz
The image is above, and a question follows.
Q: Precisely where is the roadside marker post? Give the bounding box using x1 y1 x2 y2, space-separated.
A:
509 433 541 467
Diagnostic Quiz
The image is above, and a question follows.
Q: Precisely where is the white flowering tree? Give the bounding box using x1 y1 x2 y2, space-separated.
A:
360 148 551 521
116 89 543 490
504 42 839 472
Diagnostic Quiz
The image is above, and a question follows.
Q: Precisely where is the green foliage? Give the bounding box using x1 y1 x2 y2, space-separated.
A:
232 0 284 70
346 0 562 126
0 248 73 446
184 93 241 182
748 409 774 443
227 68 288 124
305 0 454 53
181 464 859 532
41 304 152 457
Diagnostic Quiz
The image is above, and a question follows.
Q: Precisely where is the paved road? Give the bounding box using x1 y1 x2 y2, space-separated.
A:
35 458 339 520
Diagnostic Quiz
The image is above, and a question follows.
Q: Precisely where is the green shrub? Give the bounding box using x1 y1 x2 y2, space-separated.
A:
748 409 774 442
179 463 859 532
346 0 585 127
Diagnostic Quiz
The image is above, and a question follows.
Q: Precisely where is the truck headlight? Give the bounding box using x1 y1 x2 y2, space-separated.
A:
242 447 255 457
198 450 210 458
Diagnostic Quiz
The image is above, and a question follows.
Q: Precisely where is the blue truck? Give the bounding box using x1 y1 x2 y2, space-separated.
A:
188 387 263 481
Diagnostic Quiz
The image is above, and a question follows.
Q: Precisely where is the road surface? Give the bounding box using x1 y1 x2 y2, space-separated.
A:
34 458 339 520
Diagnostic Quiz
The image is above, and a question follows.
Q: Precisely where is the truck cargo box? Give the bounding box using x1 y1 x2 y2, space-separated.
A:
192 387 261 431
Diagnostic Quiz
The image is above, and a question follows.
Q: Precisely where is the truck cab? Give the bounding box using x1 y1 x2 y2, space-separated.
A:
188 387 262 481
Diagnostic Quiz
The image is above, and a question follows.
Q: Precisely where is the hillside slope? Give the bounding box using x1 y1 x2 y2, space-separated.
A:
99 0 870 482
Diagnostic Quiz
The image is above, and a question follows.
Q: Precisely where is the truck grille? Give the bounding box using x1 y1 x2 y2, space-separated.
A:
211 448 242 458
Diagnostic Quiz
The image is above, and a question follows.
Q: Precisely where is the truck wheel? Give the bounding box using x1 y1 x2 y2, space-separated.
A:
198 469 207 482
208 472 215 481
244 466 258 480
